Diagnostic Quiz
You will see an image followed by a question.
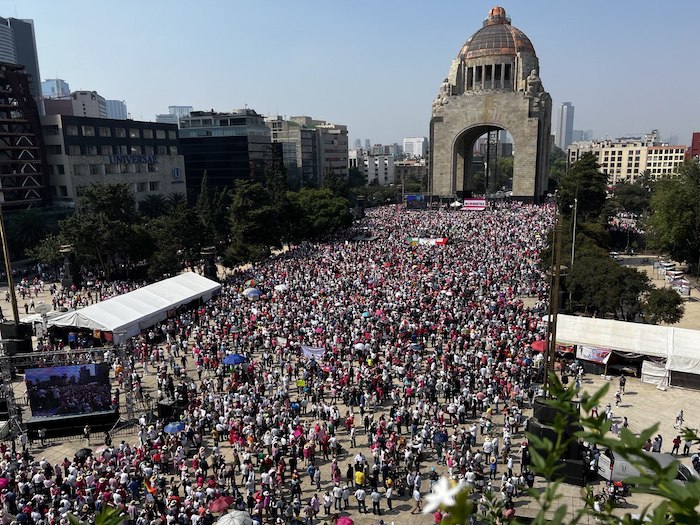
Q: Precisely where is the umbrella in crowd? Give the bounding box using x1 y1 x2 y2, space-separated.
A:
434 430 449 444
336 517 354 525
0 478 8 489
243 278 258 287
215 510 253 525
274 283 289 292
530 340 547 353
164 421 185 434
208 495 235 513
74 448 92 460
223 353 247 366
242 288 262 300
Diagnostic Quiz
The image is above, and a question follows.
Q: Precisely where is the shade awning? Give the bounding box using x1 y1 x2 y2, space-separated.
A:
48 273 220 342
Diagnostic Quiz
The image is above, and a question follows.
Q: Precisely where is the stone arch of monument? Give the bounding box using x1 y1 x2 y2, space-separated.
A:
429 6 551 202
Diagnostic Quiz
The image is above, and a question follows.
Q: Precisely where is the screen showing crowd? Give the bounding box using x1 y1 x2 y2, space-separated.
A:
25 364 113 417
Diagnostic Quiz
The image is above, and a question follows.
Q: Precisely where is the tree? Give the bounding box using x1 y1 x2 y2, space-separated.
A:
348 166 367 188
225 181 280 265
494 156 513 190
548 146 568 192
648 161 700 271
167 192 187 209
557 152 607 221
146 203 203 277
5 208 53 258
643 287 685 324
138 194 168 219
612 181 651 215
286 188 352 242
26 233 63 266
57 183 140 278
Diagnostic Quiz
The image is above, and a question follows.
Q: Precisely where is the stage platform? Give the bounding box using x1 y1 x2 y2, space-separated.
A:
26 409 119 438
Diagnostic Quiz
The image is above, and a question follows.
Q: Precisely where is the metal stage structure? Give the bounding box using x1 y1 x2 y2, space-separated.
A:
0 346 135 439
0 62 48 209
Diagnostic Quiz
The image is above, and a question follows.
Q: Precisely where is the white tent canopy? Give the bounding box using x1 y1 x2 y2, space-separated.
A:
48 273 221 343
556 314 700 377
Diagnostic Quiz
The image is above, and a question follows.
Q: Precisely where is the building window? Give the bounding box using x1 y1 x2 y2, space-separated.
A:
129 129 140 139
100 145 112 155
156 130 166 139
59 185 68 197
130 145 142 155
73 164 87 176
106 164 120 175
157 146 167 155
82 126 95 137
144 145 154 155
169 145 178 155
114 128 126 138
98 127 111 137
85 145 98 155
136 182 148 192
148 181 160 192
143 129 153 139
68 145 81 155
42 125 60 136
168 131 177 140
46 145 62 155
148 163 159 173
56 164 65 175
66 125 78 136
89 164 103 175
117 145 128 155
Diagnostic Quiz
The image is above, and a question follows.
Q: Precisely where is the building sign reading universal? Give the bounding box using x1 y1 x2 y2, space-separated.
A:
108 154 158 164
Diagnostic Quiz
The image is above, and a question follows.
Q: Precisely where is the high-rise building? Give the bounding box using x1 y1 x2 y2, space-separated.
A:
105 99 128 120
403 137 428 158
266 116 319 187
567 131 685 184
155 105 192 127
288 116 348 186
41 114 186 207
556 102 574 150
353 138 362 150
348 150 395 185
364 139 370 149
179 109 279 191
71 91 107 118
42 78 70 98
0 17 42 112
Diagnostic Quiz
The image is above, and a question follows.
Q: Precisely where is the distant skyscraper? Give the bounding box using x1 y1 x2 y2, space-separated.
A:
571 130 584 143
403 137 428 158
556 102 574 150
156 105 192 127
105 99 128 120
364 139 370 149
353 138 362 149
41 78 70 98
0 17 42 111
71 90 107 118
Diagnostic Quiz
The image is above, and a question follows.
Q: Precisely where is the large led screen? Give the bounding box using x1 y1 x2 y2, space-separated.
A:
25 364 112 417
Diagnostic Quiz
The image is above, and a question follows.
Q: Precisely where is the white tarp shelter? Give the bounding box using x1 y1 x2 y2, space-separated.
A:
555 314 700 386
48 273 221 343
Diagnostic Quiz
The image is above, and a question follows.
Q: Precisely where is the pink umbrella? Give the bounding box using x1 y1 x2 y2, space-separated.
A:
336 517 354 525
0 478 8 489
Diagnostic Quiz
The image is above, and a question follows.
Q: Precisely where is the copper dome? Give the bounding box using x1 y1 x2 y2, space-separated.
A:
459 7 536 60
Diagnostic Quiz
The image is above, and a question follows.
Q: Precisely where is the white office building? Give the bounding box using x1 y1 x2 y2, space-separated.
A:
403 137 428 158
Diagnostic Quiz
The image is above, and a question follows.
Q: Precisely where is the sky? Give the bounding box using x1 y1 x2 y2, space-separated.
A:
5 0 700 146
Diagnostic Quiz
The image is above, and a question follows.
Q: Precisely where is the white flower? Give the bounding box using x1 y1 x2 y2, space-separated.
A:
422 477 462 514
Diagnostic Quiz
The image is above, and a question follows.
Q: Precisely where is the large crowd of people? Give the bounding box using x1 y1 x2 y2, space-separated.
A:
2 202 559 525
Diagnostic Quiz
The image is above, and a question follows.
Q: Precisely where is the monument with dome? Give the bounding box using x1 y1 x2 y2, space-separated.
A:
429 6 552 202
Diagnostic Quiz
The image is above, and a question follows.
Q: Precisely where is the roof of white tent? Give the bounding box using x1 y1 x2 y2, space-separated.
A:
556 314 700 373
48 273 220 341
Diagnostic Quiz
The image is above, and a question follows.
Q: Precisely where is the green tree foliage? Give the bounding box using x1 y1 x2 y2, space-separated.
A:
347 166 367 188
648 161 700 271
194 173 230 248
643 287 685 325
567 253 650 319
26 233 63 266
558 152 607 221
167 192 187 208
286 188 352 242
611 181 651 215
225 181 281 265
146 203 203 278
323 167 349 199
5 208 54 258
493 156 513 190
548 146 568 192
138 194 168 219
